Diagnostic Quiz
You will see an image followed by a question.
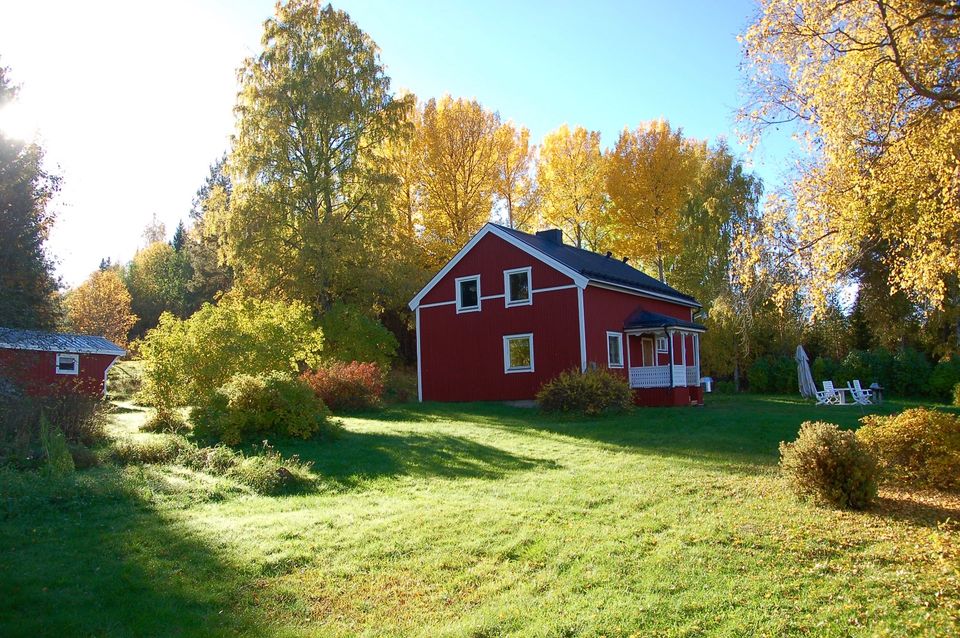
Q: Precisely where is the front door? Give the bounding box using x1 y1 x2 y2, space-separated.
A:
641 337 654 366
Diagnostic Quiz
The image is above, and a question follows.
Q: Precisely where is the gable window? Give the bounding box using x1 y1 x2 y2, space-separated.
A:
656 336 669 353
503 333 534 373
504 267 532 307
56 353 79 375
607 332 624 368
455 275 481 313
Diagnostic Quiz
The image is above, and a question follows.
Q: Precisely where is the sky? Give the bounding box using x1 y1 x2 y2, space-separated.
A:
0 0 794 288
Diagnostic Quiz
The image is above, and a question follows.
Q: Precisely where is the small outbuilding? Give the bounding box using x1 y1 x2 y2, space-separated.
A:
408 223 706 406
0 327 126 398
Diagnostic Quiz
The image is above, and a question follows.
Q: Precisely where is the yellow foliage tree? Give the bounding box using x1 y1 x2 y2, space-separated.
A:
416 95 501 267
494 121 538 231
740 0 960 309
537 124 609 250
65 269 137 347
607 120 697 282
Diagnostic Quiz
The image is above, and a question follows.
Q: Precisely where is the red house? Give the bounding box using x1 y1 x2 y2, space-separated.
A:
409 224 705 406
0 328 126 398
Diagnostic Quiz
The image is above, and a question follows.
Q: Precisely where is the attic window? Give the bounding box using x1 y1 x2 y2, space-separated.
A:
504 267 531 307
56 353 79 375
456 275 481 313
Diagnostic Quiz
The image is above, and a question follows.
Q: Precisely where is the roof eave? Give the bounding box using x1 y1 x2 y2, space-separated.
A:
587 280 702 309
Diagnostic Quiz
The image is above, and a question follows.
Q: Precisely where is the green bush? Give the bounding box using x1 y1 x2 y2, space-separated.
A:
40 415 74 478
537 368 632 416
747 355 796 394
712 380 736 394
384 366 418 404
811 356 839 387
857 408 960 491
318 303 398 369
67 444 100 470
779 421 878 509
747 357 772 393
139 295 324 408
890 348 932 397
225 443 313 495
930 356 960 402
191 373 333 445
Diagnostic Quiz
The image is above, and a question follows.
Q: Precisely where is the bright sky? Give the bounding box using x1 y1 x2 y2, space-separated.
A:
0 0 792 288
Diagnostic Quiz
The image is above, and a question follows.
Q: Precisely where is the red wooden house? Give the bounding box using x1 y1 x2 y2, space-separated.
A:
409 223 705 406
0 328 126 398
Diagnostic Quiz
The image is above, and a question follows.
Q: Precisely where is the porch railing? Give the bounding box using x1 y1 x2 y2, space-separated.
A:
629 365 700 389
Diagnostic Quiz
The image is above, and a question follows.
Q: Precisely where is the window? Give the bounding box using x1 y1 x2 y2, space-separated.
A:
56 353 79 375
504 267 531 307
607 332 623 368
455 275 481 313
503 333 534 373
656 336 669 353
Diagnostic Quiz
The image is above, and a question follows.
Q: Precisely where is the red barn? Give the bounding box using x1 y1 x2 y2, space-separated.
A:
0 328 126 398
409 224 705 406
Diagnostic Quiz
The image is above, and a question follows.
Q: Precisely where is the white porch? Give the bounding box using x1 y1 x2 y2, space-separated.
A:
624 329 702 389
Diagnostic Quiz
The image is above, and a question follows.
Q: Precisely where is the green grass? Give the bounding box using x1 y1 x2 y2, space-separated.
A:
2 395 959 636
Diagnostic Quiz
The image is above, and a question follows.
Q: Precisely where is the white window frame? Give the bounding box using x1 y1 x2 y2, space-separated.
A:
503 333 534 374
455 274 481 313
56 353 79 376
656 336 669 353
606 332 624 368
503 266 532 307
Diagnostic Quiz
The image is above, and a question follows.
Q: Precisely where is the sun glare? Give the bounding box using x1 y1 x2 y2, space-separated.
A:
0 102 40 141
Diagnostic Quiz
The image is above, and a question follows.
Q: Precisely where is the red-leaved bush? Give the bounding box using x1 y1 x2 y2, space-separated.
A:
301 361 384 412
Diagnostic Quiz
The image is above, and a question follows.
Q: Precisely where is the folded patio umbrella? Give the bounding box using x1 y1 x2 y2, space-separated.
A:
795 345 817 399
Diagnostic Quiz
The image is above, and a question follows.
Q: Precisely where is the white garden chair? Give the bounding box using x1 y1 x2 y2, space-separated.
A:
848 380 874 405
816 380 841 405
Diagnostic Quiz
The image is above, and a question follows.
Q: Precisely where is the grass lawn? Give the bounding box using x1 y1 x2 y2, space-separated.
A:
2 395 959 636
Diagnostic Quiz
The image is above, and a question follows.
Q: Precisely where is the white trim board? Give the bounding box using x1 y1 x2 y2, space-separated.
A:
408 223 588 310
415 307 423 402
577 287 587 372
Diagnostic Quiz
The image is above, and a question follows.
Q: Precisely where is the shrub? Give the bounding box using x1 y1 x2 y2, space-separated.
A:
40 415 75 477
191 373 332 445
301 361 384 412
537 368 632 416
890 347 932 397
747 357 772 393
141 408 189 434
139 296 324 408
713 380 736 394
68 444 100 469
109 434 195 465
779 421 878 509
318 303 398 369
383 366 418 404
954 383 960 407
811 356 839 387
930 356 960 402
225 443 313 495
747 355 797 394
857 408 960 491
107 361 143 400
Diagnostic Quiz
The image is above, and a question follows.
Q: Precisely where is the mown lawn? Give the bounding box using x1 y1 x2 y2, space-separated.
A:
2 395 958 637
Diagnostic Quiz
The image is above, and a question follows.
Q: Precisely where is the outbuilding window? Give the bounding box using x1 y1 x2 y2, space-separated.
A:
456 275 481 313
56 353 79 375
503 333 534 373
607 332 623 368
504 267 531 307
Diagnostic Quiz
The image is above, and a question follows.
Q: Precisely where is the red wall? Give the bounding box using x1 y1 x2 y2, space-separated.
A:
582 285 696 373
419 234 580 401
0 349 117 397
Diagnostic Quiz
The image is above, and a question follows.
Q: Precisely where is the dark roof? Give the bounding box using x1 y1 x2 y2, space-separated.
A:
493 224 700 306
0 328 125 355
624 309 705 332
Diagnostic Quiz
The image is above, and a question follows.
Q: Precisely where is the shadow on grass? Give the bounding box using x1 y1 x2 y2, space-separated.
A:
0 469 262 636
271 429 558 490
873 487 960 528
368 395 911 472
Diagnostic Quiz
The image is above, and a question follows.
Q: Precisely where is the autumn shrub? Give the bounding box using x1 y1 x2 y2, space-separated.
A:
191 372 332 445
301 361 384 412
109 434 195 466
141 408 189 434
537 368 632 416
139 295 324 408
779 421 878 509
225 443 313 495
954 383 960 407
857 408 960 491
318 303 398 369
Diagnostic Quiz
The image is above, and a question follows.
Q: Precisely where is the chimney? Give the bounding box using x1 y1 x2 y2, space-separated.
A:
535 229 563 245
622 256 630 264
605 251 612 259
